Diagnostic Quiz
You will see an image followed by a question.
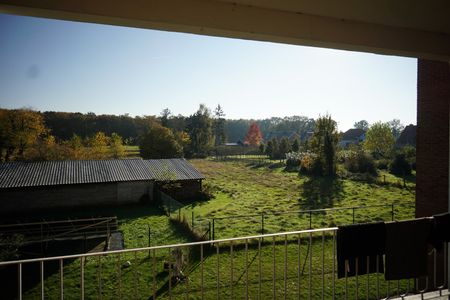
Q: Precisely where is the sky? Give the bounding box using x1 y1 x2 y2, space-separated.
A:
0 13 417 131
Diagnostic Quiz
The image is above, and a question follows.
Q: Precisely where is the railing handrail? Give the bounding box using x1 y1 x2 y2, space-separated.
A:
0 227 338 266
0 216 117 228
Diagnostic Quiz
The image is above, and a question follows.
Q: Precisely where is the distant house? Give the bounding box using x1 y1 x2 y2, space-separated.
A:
396 124 416 146
0 159 204 215
339 128 366 148
265 131 301 141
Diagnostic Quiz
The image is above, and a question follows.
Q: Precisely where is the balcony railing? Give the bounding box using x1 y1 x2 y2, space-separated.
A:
0 227 448 299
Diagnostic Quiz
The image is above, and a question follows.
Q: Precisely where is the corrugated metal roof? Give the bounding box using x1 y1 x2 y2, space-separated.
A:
0 159 204 189
144 159 204 181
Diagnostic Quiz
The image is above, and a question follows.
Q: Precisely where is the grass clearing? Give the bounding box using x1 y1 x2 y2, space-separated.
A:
15 159 415 299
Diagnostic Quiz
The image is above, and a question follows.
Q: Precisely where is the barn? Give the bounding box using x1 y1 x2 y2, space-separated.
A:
0 158 204 216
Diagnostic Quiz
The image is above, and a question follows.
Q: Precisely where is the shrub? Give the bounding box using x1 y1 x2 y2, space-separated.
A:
285 152 302 169
389 153 412 176
344 151 377 176
298 152 322 176
376 159 389 170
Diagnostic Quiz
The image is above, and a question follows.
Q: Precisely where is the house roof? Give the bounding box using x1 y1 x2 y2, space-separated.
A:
0 159 204 189
341 128 366 140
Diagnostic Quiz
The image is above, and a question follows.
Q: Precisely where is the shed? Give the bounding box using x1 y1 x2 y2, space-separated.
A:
0 159 204 215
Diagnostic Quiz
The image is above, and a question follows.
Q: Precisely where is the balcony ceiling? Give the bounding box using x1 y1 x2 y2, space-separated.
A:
0 0 449 60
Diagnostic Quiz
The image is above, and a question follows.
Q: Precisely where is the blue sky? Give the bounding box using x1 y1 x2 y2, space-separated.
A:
0 13 417 131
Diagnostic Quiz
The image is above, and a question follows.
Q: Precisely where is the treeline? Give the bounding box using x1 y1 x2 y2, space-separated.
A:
35 110 316 144
0 109 127 162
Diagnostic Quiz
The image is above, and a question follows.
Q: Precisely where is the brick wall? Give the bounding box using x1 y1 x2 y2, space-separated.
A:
416 59 450 217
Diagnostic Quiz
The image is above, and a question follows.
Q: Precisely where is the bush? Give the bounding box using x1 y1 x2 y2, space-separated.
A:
376 159 389 170
285 152 302 170
298 152 322 176
344 151 377 176
389 153 412 176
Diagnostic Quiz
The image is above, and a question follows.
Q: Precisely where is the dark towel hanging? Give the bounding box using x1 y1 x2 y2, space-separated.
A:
385 218 432 280
337 222 385 278
429 212 450 251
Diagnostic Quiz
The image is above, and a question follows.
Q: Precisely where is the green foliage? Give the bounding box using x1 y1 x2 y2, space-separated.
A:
344 150 377 176
363 122 395 158
109 133 126 159
388 119 404 139
291 138 300 152
213 104 226 145
139 122 182 159
258 142 265 154
389 153 412 176
278 137 291 157
353 120 369 131
310 115 339 176
186 104 214 157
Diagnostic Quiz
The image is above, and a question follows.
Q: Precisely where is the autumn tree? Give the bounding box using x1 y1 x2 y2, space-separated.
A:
310 114 339 176
244 122 263 146
0 109 47 161
62 134 85 159
363 122 395 158
87 132 109 159
139 122 182 159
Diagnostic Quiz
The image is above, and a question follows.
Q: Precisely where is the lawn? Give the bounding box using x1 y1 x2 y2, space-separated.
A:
17 159 416 299
185 159 415 239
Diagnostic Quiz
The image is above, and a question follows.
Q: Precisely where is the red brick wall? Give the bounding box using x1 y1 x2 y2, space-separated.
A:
416 59 450 217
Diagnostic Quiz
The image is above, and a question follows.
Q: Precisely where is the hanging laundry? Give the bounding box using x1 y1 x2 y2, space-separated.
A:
337 222 385 278
430 212 450 251
385 218 432 280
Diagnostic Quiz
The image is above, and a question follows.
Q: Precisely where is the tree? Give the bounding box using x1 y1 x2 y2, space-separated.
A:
292 138 300 152
353 120 369 131
310 114 339 176
86 132 109 159
244 122 263 146
186 104 214 157
388 119 404 139
0 108 47 161
259 143 265 154
63 134 85 159
363 122 395 158
265 140 273 158
160 108 172 128
139 122 182 159
278 137 291 157
213 104 226 145
109 133 125 158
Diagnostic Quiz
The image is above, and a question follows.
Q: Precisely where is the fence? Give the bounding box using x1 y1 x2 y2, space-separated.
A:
0 227 447 299
193 202 415 240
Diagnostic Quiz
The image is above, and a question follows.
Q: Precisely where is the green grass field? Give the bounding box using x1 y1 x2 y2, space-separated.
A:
19 159 416 299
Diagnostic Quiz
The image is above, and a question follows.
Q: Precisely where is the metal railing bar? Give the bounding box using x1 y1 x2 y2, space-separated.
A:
272 236 276 300
298 233 301 300
284 234 288 300
200 244 204 300
321 232 325 300
18 263 22 300
60 258 64 300
230 240 234 300
80 257 85 300
0 227 339 266
216 244 220 300
40 260 44 300
309 232 312 300
168 247 172 300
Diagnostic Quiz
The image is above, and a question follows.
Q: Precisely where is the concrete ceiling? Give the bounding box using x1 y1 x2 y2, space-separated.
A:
1 0 450 60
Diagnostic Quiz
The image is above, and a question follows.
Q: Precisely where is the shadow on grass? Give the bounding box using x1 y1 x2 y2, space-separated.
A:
300 176 344 210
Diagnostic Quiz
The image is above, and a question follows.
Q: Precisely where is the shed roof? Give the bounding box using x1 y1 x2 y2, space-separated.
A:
0 159 204 189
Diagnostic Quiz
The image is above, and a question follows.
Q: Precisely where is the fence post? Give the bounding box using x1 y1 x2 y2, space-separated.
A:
209 222 212 240
352 207 356 224
309 211 312 229
391 204 395 221
261 213 265 234
212 218 215 241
